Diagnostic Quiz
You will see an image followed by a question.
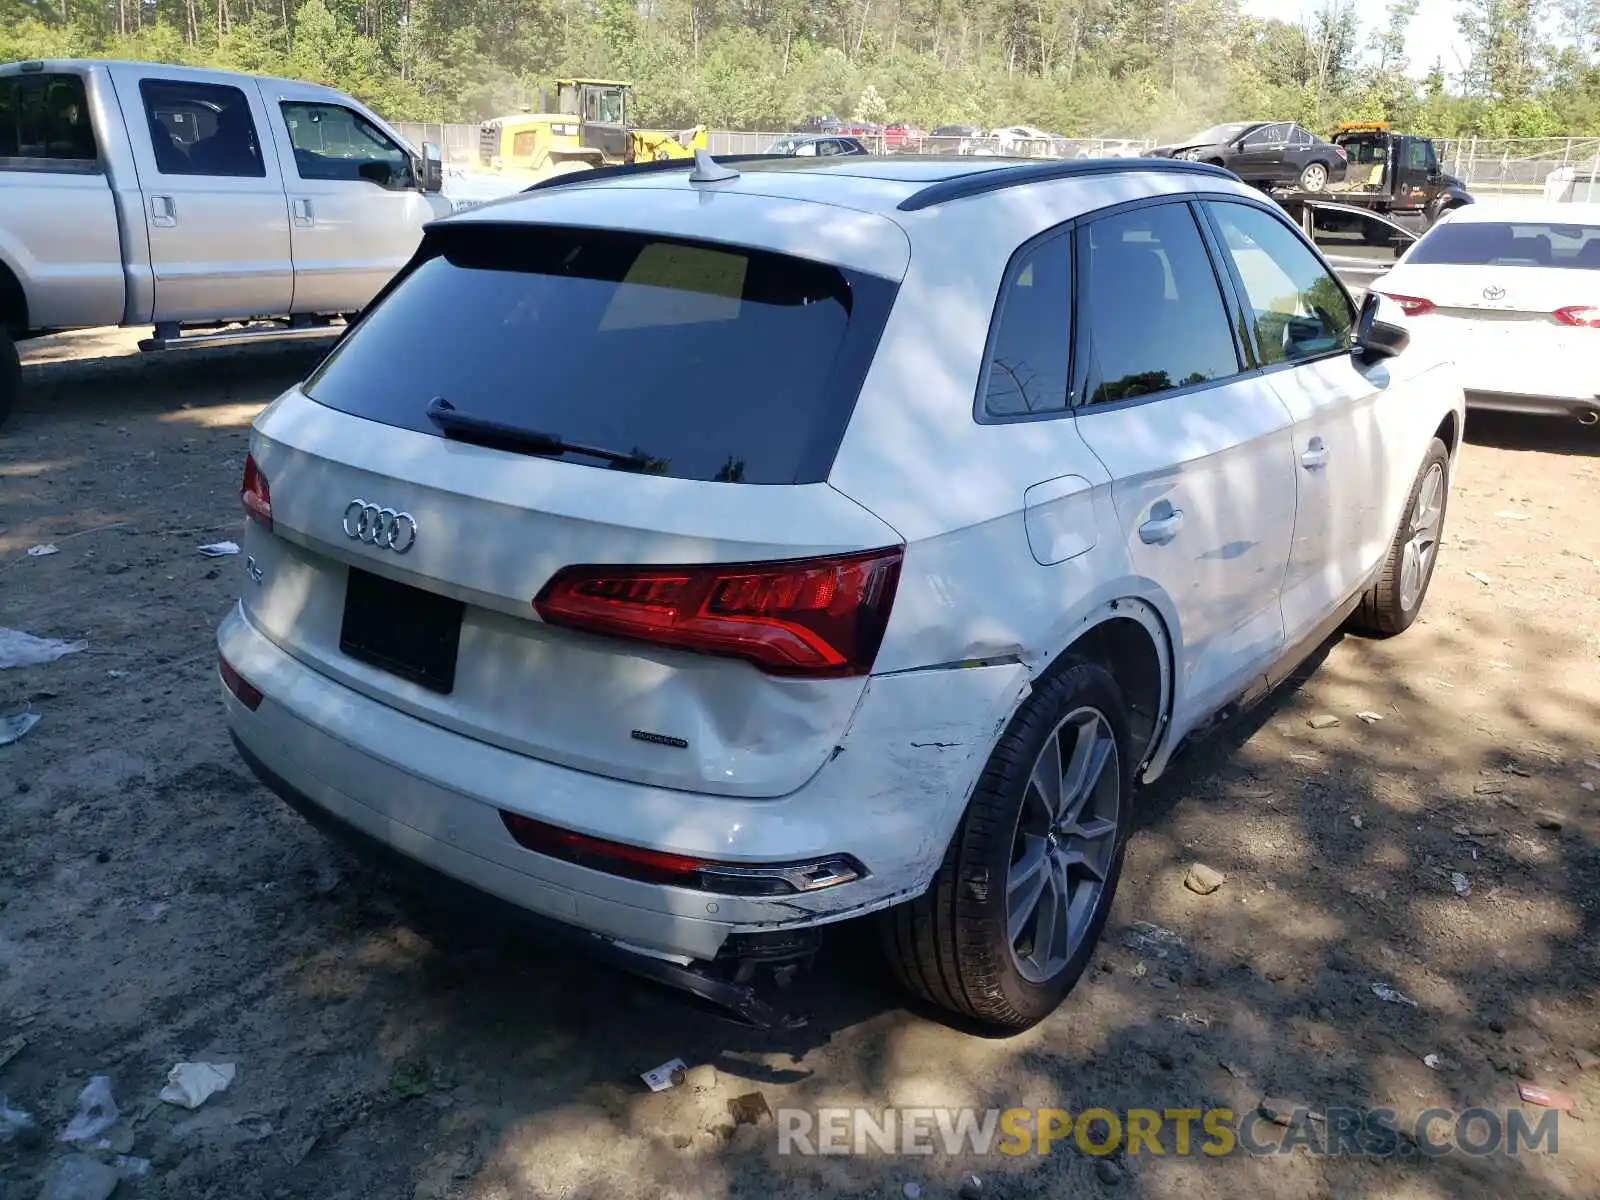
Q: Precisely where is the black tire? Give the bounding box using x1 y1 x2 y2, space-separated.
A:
0 326 18 431
881 658 1134 1032
1298 160 1330 192
1351 436 1451 637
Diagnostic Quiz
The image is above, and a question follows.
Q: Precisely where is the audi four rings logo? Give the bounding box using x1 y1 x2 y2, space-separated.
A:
342 500 417 553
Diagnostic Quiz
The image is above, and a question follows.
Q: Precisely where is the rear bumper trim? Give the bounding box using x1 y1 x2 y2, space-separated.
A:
231 732 804 1028
1464 390 1599 419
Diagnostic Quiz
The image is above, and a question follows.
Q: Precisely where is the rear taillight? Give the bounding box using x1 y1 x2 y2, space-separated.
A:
1376 292 1435 317
1553 305 1600 327
218 652 263 711
241 454 272 530
533 547 904 677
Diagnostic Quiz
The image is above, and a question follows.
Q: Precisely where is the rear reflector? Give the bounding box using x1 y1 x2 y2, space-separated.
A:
498 811 864 895
241 454 272 530
1553 305 1600 328
533 547 903 677
1375 291 1435 317
218 652 263 711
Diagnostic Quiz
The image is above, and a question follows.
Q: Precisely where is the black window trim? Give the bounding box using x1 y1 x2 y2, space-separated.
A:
1067 195 1255 416
0 71 103 175
1195 194 1361 380
971 223 1077 425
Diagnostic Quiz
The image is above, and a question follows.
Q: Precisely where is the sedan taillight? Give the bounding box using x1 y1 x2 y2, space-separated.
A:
1553 305 1600 328
1375 291 1436 317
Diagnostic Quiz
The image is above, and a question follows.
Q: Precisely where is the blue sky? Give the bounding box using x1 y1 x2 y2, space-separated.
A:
1241 0 1467 79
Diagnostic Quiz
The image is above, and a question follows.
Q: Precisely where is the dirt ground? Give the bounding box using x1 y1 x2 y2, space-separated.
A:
1 333 1598 1200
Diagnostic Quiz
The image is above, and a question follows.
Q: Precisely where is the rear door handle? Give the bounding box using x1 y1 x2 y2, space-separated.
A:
149 194 176 227
1138 504 1185 545
1301 438 1329 470
291 198 314 227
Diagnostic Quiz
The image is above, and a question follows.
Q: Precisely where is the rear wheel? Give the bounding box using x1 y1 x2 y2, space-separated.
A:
881 659 1133 1032
1298 161 1329 192
0 327 18 430
1351 437 1450 637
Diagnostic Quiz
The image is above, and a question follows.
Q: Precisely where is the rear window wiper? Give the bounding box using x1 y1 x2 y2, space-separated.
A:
425 397 659 471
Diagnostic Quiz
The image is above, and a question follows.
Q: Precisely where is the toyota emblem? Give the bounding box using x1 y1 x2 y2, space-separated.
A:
342 500 417 553
1483 285 1506 301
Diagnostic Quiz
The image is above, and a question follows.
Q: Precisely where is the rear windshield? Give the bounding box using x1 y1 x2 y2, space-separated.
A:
303 225 896 484
1409 221 1600 269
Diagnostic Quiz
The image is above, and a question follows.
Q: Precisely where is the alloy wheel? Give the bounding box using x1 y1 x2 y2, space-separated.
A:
1006 707 1122 984
1400 461 1445 611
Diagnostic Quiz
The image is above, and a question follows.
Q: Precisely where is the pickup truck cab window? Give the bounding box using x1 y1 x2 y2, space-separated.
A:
281 101 412 189
139 79 265 178
0 73 97 167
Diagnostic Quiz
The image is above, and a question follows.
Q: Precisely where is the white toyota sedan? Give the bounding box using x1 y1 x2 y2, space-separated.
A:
1370 200 1600 425
219 151 1464 1032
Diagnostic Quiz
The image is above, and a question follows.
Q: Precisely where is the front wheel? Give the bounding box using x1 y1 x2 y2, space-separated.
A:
881 659 1133 1032
1298 161 1329 192
1351 437 1451 637
0 327 18 430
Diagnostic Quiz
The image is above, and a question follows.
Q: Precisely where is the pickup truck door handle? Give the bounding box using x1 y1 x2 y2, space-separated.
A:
1138 502 1185 545
291 198 314 228
1300 438 1330 470
149 195 176 228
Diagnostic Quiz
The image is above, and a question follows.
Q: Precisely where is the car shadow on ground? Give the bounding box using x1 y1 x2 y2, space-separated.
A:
1465 411 1600 457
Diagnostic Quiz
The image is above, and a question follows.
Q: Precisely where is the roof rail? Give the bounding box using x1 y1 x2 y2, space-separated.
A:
522 153 787 194
896 157 1236 212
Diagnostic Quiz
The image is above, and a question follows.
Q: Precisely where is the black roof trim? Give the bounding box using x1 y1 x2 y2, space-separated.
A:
896 158 1238 212
521 154 788 194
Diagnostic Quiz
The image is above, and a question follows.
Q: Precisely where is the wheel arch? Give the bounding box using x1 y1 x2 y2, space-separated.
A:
1433 410 1460 457
1035 596 1175 778
0 254 27 336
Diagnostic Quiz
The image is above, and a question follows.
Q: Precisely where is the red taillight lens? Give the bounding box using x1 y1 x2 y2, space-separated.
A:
1376 291 1435 317
1553 305 1600 327
241 454 272 530
533 547 903 677
218 652 263 711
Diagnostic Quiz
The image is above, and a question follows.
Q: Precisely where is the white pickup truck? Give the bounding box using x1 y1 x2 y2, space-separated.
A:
0 58 481 427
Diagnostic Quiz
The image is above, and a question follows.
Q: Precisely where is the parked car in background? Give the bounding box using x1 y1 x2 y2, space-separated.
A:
1370 201 1600 425
0 58 450 427
220 150 1462 1035
992 125 1055 155
883 123 924 151
926 124 982 154
799 115 841 134
1150 121 1347 191
765 134 869 158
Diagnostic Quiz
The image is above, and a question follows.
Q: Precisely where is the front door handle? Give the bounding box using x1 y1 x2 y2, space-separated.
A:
1301 438 1329 470
1138 502 1185 545
149 194 176 228
291 197 314 227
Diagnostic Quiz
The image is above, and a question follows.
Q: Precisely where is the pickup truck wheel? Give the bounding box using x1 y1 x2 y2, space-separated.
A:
1298 161 1329 192
1351 437 1451 637
0 327 19 430
881 659 1133 1032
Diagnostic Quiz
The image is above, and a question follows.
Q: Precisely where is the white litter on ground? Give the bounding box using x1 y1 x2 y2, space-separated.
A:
0 628 87 670
159 1062 236 1110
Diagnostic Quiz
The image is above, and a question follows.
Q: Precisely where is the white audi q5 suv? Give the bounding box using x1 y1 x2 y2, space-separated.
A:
219 150 1464 1031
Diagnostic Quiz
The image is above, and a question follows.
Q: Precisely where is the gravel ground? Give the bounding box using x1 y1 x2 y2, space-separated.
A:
1 335 1597 1200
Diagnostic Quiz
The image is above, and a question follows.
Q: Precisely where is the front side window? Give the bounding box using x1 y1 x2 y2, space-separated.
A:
1306 207 1413 272
281 102 411 188
1079 203 1240 404
0 73 97 165
139 79 264 178
1208 202 1355 364
982 233 1072 417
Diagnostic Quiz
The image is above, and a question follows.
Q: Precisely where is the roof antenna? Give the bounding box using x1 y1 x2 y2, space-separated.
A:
689 148 739 183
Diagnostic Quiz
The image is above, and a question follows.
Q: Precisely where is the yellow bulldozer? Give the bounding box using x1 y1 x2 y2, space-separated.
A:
477 79 708 182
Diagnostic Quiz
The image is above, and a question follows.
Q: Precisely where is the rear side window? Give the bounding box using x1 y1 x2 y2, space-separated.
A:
982 233 1072 417
1079 203 1240 404
139 79 265 178
1208 202 1354 363
1408 221 1600 269
304 226 897 484
0 73 97 166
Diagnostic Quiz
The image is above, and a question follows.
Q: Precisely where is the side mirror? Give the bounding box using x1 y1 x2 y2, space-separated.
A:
419 141 443 193
1354 292 1410 360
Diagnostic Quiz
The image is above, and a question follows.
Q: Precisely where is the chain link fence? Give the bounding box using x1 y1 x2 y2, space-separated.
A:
394 122 1600 199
